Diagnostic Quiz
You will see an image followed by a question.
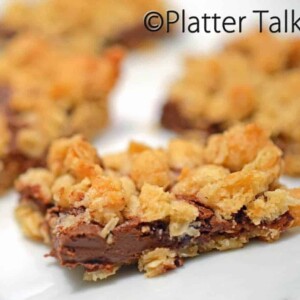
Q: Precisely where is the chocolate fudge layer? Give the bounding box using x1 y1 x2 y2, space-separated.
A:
16 124 300 280
0 34 123 194
0 0 167 53
161 32 300 176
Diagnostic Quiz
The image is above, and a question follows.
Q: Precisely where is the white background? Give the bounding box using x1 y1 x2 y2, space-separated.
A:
0 0 300 299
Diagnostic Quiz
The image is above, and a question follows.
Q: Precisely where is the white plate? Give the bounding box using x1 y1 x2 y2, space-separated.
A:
0 1 300 299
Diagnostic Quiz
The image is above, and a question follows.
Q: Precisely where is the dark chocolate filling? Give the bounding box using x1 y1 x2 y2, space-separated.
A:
47 205 293 271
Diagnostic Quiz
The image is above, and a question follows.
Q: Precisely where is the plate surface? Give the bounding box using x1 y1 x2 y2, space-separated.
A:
0 1 300 299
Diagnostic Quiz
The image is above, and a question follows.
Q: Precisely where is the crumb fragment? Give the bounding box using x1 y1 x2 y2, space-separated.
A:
167 139 204 169
172 165 230 197
205 124 270 171
139 184 172 222
200 145 282 219
138 248 178 277
83 265 120 281
131 150 171 189
169 200 199 237
15 203 49 242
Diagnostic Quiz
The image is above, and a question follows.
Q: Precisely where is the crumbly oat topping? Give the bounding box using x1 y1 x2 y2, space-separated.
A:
16 124 300 235
15 203 49 242
247 189 300 225
16 124 300 279
47 135 102 177
169 52 261 125
80 176 126 226
247 190 289 225
139 184 172 222
0 34 122 160
167 139 204 170
0 34 123 193
2 0 166 53
163 32 300 175
172 165 230 197
169 200 199 237
200 145 282 219
131 149 171 189
138 184 199 236
168 49 299 130
204 123 271 171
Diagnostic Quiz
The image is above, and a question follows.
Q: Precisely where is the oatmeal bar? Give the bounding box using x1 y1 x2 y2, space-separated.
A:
161 52 263 133
0 0 167 52
0 33 123 194
161 33 300 176
15 124 300 280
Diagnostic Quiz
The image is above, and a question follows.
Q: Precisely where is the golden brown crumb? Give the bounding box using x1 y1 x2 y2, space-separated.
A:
200 145 282 219
80 175 126 226
47 135 102 177
15 203 49 242
139 184 172 222
205 124 271 171
167 139 204 170
83 265 120 281
172 165 230 197
247 190 290 225
131 150 171 189
16 125 300 234
169 200 199 237
138 248 178 277
138 183 199 236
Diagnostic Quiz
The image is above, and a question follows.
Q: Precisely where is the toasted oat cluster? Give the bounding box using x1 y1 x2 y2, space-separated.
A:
16 124 300 280
161 32 300 176
0 34 123 193
1 0 166 52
